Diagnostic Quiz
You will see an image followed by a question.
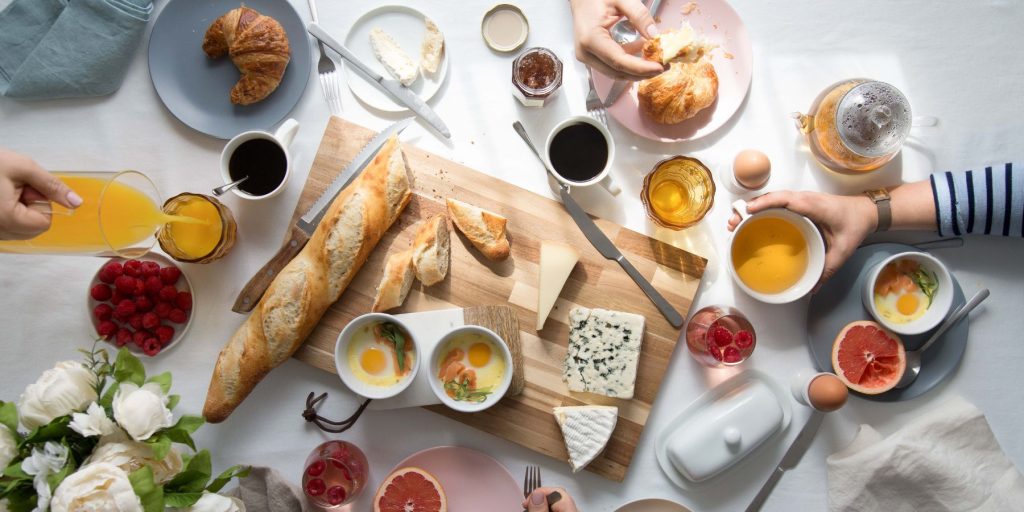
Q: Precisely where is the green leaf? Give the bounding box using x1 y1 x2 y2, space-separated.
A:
165 450 211 494
113 349 146 387
166 395 181 411
3 462 30 480
380 322 407 372
206 465 251 494
145 434 172 460
2 485 36 512
171 415 204 435
100 381 120 409
146 372 172 394
907 267 939 307
46 456 76 491
162 491 204 508
128 466 164 512
0 402 18 433
21 416 73 446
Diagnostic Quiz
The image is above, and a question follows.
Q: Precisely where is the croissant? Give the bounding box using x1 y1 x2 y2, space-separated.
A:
203 7 290 105
637 60 718 124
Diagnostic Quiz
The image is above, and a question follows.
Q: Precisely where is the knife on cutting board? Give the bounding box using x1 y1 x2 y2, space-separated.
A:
231 118 413 313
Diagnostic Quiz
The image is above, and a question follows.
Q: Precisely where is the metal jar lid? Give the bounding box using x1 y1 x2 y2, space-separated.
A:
482 4 529 52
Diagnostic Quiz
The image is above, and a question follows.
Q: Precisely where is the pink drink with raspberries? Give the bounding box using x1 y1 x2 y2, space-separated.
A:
685 305 756 367
302 440 368 508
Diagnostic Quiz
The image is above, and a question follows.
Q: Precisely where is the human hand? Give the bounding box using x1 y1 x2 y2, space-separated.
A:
569 0 665 81
727 190 878 291
0 148 82 240
522 487 580 512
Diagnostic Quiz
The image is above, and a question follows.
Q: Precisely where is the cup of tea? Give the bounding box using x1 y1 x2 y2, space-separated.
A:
219 118 299 200
728 199 826 304
544 116 620 195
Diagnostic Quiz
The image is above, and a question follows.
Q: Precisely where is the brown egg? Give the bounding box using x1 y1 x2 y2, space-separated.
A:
733 150 771 190
808 374 848 412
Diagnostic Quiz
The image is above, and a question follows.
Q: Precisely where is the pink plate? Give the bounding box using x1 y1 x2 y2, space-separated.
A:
592 0 753 142
386 446 522 511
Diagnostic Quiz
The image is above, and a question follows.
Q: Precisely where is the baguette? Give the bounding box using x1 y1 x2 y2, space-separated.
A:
203 136 412 423
446 197 510 261
411 214 450 286
371 248 415 312
420 18 444 74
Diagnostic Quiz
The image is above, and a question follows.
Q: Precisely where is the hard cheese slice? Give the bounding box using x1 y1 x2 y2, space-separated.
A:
554 405 619 473
536 241 580 330
563 307 645 399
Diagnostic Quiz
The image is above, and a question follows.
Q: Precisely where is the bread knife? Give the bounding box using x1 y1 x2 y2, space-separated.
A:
306 23 451 139
231 118 413 313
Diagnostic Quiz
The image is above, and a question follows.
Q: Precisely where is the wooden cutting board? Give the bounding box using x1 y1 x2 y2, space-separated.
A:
290 117 707 482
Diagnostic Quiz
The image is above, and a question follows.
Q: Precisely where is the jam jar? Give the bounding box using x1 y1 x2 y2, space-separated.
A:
512 47 562 107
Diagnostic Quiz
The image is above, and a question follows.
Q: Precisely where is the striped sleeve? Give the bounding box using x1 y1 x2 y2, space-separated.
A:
930 163 1022 237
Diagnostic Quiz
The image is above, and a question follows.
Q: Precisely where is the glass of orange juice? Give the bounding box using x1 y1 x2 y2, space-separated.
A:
157 193 237 263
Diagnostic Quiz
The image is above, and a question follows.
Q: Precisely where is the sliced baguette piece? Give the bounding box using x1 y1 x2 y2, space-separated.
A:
370 27 419 86
446 198 510 261
371 248 415 312
420 18 444 74
411 214 450 286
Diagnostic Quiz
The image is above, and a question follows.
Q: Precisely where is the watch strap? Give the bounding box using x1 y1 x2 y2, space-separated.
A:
866 189 892 232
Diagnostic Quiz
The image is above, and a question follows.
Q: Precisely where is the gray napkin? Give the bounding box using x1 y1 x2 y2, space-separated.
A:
0 0 152 99
225 467 310 512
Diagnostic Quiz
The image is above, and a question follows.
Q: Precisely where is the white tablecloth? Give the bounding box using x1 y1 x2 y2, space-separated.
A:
1 1 1022 510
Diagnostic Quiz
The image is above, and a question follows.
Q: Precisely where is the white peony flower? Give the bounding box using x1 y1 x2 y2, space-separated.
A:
0 498 8 511
50 462 142 512
88 435 183 484
0 424 17 470
112 383 173 441
18 361 98 430
176 492 246 512
69 402 117 438
21 441 68 512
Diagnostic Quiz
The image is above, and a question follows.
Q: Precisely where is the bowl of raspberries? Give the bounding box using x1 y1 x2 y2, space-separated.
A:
89 254 193 356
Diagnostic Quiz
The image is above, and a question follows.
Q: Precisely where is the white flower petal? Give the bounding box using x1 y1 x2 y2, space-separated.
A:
50 462 142 512
0 425 17 470
112 383 173 442
18 362 98 430
69 402 117 438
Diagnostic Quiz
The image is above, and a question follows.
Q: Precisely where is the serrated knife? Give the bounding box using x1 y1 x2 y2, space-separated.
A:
744 411 825 512
231 118 412 313
307 22 451 139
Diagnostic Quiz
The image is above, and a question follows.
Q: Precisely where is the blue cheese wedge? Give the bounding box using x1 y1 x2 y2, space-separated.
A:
563 307 645 399
554 405 618 473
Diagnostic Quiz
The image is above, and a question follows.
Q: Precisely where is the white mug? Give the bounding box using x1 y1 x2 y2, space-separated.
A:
544 116 621 196
728 199 826 304
219 118 300 200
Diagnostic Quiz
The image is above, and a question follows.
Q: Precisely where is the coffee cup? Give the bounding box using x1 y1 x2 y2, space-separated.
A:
219 118 300 200
728 199 826 304
544 116 620 195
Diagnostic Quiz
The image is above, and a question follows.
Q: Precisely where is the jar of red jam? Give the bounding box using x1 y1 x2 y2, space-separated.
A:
512 47 562 107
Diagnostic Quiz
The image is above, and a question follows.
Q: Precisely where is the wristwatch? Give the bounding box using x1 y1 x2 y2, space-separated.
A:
864 189 892 232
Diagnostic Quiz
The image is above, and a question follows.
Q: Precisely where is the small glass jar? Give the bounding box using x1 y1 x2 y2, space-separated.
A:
685 305 756 367
301 440 368 508
512 47 562 107
157 193 237 264
641 156 715 230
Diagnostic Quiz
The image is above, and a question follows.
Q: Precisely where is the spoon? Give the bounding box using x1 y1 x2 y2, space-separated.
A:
212 176 248 196
895 288 990 389
609 0 664 45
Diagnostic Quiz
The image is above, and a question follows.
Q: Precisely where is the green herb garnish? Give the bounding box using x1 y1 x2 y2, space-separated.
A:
444 379 493 403
906 267 939 306
379 322 407 372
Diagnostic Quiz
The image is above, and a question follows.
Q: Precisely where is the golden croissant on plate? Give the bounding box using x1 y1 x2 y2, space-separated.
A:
637 22 718 124
203 7 290 105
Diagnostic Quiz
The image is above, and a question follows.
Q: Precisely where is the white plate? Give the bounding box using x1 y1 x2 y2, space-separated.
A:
616 499 692 512
343 5 449 113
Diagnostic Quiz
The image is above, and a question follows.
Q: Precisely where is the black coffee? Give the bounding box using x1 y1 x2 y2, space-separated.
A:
229 138 287 196
548 122 608 182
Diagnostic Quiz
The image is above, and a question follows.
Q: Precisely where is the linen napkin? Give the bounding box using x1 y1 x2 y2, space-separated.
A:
827 396 1024 512
0 0 152 99
224 466 310 512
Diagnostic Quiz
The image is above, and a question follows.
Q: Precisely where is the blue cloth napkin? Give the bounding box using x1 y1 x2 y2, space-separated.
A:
0 0 153 99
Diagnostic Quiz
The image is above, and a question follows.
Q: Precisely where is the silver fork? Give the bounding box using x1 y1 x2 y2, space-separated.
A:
308 0 342 115
585 68 608 127
522 466 561 510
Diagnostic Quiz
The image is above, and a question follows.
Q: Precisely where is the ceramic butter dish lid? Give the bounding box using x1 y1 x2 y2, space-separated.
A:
656 370 791 486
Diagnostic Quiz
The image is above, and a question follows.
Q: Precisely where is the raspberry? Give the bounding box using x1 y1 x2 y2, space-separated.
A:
142 337 161 357
128 314 144 331
175 291 192 311
142 312 160 330
133 331 148 347
160 266 181 285
135 295 153 313
711 325 733 347
111 290 127 305
306 460 325 477
114 275 136 295
141 261 160 278
116 299 136 316
155 302 172 319
97 320 117 339
144 276 163 295
93 303 113 322
709 345 724 361
133 279 146 297
723 346 742 364
90 284 112 301
734 330 754 349
158 285 178 302
115 328 132 347
305 478 325 497
123 259 142 277
326 486 346 505
102 261 123 277
168 309 187 324
155 325 175 344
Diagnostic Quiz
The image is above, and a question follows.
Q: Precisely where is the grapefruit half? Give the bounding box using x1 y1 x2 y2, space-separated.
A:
831 320 906 395
373 466 447 512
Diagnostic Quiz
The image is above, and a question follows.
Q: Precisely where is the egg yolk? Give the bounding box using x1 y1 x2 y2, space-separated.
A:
360 347 388 374
896 293 919 315
468 342 492 367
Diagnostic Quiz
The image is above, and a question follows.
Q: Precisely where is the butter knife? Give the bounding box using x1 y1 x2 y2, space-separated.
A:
512 121 683 328
231 118 413 313
307 23 451 139
745 411 825 512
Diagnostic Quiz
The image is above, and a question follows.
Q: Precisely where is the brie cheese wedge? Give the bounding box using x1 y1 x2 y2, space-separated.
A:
369 27 419 86
554 405 619 473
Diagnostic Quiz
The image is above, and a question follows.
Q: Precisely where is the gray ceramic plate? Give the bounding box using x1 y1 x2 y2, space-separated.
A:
807 243 968 402
148 0 311 139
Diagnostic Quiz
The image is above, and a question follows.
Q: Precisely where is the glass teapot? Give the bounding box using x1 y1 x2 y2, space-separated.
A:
792 79 916 173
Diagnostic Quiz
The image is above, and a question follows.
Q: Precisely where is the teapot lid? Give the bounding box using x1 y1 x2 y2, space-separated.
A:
836 81 912 158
